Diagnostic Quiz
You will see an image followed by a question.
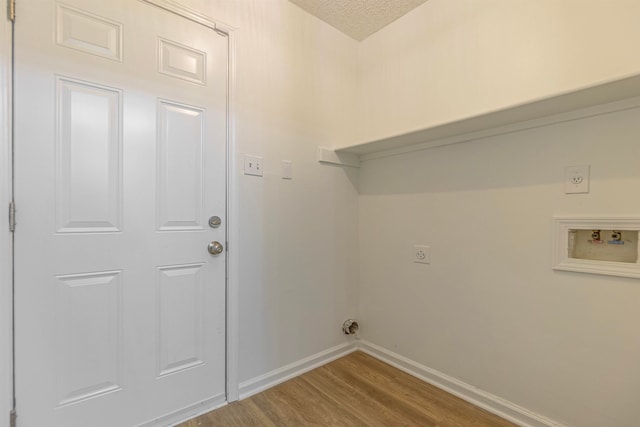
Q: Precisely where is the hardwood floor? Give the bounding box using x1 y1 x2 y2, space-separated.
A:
179 351 517 427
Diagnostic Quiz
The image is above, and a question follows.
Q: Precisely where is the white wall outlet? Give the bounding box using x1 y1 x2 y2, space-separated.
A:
244 155 263 177
413 245 431 264
565 165 589 194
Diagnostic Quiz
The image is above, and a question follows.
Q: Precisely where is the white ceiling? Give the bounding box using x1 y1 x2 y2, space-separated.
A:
289 0 428 41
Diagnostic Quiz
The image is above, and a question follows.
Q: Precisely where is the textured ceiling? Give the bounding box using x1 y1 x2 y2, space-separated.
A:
289 0 428 41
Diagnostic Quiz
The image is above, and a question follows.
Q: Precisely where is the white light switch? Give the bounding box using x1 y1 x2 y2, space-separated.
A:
282 160 292 179
244 155 263 177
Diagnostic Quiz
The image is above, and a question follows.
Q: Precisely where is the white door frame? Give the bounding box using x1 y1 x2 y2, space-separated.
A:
1 2 239 425
1 0 14 425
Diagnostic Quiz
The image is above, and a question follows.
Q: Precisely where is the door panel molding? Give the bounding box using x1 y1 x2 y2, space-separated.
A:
54 270 124 407
156 99 205 232
156 263 205 377
55 3 124 62
55 76 123 234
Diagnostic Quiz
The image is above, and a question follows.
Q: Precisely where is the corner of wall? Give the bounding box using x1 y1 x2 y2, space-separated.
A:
358 341 565 427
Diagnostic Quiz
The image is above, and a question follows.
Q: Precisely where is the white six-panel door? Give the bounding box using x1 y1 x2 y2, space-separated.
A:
14 1 228 425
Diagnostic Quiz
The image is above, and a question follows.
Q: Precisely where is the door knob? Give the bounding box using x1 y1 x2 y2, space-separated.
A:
208 241 224 255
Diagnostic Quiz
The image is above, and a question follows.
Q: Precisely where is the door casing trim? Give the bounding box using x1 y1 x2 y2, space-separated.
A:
1 0 14 423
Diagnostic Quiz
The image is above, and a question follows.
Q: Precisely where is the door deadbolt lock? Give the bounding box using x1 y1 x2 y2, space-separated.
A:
208 241 224 255
208 216 222 228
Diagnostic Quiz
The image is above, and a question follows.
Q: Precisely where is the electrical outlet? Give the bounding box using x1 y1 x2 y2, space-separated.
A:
565 165 589 194
413 245 430 264
244 155 263 177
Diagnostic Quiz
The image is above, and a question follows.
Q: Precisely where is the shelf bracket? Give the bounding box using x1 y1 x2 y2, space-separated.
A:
317 147 360 168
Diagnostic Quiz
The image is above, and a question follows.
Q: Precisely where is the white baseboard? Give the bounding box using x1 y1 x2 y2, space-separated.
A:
212 339 563 427
358 341 565 427
138 393 227 427
239 342 358 399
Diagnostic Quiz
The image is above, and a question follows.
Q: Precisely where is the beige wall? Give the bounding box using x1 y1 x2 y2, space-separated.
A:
185 2 640 424
357 2 640 425
357 0 640 144
359 106 640 427
179 0 361 384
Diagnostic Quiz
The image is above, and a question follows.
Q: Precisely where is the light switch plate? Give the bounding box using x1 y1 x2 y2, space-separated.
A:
244 155 263 177
282 160 292 179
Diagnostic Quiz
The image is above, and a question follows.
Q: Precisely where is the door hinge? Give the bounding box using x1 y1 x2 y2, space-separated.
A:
8 0 15 22
10 409 17 427
9 201 15 232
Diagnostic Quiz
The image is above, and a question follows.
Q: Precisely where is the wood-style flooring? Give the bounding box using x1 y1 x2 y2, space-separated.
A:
179 351 517 427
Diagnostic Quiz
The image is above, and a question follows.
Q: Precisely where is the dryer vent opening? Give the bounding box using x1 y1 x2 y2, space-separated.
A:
342 319 359 336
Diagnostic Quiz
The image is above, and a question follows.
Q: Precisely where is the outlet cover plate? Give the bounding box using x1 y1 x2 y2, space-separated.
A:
565 165 589 194
413 245 431 264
